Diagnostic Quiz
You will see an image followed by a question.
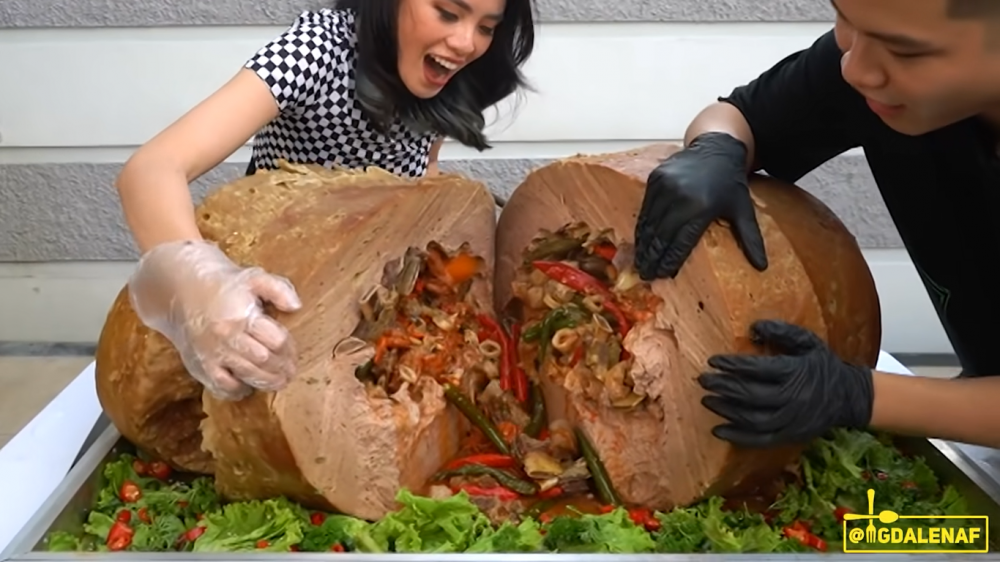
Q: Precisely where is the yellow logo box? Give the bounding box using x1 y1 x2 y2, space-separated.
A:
841 489 989 554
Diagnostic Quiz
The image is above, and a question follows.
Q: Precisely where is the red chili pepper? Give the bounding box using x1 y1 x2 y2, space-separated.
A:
783 525 808 543
453 483 521 501
478 314 513 392
783 522 825 551
182 526 205 543
310 512 326 526
119 480 142 503
444 453 518 470
537 486 564 500
834 507 852 524
592 242 617 261
509 323 528 402
148 460 172 480
627 507 661 531
106 521 134 551
531 261 631 334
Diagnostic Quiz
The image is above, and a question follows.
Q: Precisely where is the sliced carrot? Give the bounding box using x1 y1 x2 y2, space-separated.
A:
444 253 480 284
497 421 519 444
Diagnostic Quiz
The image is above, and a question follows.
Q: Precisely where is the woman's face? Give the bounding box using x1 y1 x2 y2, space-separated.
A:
396 0 506 98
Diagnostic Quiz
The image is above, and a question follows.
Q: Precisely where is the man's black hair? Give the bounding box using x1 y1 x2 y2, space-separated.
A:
334 0 535 151
948 0 1000 49
947 0 1000 18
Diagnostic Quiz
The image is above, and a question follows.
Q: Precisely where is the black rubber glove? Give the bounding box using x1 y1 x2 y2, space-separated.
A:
634 131 768 280
697 319 875 448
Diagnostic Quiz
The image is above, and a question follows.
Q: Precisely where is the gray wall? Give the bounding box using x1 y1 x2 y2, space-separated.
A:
0 0 895 263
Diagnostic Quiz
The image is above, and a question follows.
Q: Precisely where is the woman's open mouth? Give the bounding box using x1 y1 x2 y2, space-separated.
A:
423 54 459 87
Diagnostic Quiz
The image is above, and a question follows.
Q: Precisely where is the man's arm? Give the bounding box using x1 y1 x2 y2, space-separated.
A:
870 372 1000 448
687 30 867 182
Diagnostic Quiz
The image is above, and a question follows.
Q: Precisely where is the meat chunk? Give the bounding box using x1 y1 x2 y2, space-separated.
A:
492 143 881 511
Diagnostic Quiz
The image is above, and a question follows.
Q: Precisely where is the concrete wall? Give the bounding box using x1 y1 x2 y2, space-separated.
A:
0 0 953 354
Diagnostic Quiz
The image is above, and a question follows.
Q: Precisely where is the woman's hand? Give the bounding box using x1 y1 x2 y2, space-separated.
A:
127 240 302 400
697 319 875 448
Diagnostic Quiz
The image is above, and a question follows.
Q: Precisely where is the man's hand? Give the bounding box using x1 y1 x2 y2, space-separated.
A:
634 131 768 281
697 319 874 448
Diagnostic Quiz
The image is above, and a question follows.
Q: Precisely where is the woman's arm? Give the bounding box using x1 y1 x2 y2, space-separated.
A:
425 137 445 176
870 372 1000 448
116 68 280 254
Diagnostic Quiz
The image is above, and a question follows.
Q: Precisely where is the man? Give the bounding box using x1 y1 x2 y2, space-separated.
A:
634 0 1000 449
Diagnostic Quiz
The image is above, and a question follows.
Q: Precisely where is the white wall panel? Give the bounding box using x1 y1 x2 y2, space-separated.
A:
0 20 951 355
0 22 835 150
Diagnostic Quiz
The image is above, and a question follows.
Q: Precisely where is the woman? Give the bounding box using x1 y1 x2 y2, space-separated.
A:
117 0 535 401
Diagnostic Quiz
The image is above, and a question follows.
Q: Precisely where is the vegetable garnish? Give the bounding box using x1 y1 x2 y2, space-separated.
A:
43 427 977 554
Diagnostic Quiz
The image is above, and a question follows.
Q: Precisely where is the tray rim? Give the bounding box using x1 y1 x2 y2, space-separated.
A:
3 423 997 561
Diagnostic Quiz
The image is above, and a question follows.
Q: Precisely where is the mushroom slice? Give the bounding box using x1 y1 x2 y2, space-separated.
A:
395 247 425 296
358 285 380 322
333 336 369 358
399 365 419 384
523 450 564 480
610 392 646 410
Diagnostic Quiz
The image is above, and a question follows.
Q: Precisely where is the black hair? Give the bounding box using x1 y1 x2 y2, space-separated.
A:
947 0 1000 49
334 0 535 151
947 0 1000 18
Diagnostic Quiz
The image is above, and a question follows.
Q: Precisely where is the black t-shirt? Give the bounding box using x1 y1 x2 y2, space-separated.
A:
720 30 1000 376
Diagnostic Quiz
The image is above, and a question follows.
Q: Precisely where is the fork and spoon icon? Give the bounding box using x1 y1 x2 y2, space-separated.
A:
843 489 900 542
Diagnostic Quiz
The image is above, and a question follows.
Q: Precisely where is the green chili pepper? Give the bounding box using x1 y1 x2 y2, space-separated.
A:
536 306 588 362
575 427 622 507
433 464 539 496
354 359 375 383
522 323 542 342
443 385 511 455
524 383 547 438
524 237 584 262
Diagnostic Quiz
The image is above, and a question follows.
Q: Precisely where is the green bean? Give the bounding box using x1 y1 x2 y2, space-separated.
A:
433 464 539 496
443 385 511 455
524 383 547 438
574 427 622 507
536 306 587 362
522 323 542 342
524 237 584 262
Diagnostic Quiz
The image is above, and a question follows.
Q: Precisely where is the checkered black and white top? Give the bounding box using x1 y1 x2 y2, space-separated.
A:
244 9 437 178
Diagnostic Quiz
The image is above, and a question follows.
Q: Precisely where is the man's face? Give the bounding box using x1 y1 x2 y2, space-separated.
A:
833 0 1000 135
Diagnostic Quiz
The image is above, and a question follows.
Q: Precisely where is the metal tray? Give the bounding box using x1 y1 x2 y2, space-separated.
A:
3 414 1000 562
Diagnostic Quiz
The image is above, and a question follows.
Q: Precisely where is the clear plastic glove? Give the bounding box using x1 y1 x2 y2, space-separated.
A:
127 240 302 400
